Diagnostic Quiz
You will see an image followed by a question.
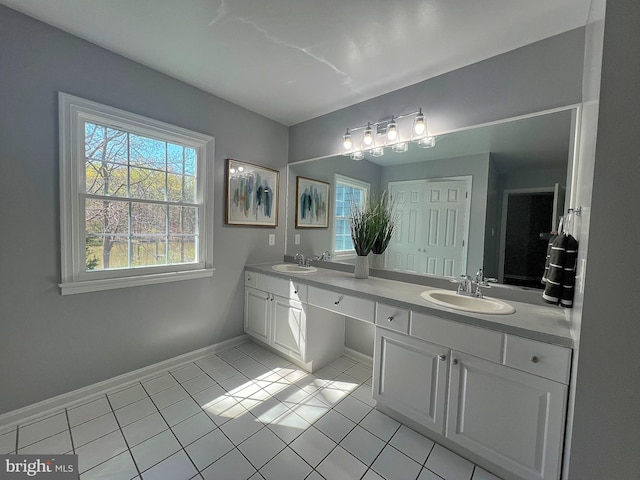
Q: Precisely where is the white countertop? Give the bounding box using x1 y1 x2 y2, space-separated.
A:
246 262 573 348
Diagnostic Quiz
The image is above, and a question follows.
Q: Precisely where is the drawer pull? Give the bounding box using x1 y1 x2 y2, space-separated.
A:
247 275 252 281
387 316 394 322
334 296 343 305
438 354 446 361
452 358 459 365
294 289 298 294
530 355 540 364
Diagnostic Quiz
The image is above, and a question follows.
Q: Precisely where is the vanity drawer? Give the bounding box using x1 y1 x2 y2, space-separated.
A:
245 270 259 288
503 335 572 384
308 286 375 323
258 275 308 303
410 311 504 363
375 303 410 334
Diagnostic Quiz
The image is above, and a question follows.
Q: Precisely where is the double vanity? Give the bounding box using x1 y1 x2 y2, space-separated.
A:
243 262 572 480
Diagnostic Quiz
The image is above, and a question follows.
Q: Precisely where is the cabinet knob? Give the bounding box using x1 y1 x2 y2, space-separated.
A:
247 275 251 281
452 358 459 365
334 296 342 305
438 354 446 361
294 289 298 294
387 316 394 322
530 355 540 364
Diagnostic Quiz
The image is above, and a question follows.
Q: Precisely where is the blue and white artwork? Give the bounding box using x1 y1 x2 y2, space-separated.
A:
226 159 279 226
296 177 329 228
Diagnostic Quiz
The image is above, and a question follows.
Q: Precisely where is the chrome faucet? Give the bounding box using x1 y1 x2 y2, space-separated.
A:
294 253 305 266
312 250 332 262
456 275 474 295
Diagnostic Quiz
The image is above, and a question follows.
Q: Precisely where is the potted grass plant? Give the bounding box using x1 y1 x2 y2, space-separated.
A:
349 190 398 278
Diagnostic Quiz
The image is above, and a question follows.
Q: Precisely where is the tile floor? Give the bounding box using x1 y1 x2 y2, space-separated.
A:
0 341 502 480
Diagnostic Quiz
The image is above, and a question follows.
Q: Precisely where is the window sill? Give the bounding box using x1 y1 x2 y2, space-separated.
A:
59 268 215 295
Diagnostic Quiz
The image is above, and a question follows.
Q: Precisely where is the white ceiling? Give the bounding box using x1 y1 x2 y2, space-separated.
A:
2 0 592 125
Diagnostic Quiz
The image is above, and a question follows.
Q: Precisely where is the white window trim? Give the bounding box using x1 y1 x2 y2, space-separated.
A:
58 92 214 295
332 174 370 258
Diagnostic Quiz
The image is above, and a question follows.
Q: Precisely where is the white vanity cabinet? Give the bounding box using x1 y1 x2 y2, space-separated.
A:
373 327 449 433
373 306 571 480
447 352 567 480
244 271 344 371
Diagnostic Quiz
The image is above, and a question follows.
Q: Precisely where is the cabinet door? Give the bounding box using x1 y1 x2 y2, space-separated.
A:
373 328 449 433
447 352 567 480
272 295 306 361
244 287 270 344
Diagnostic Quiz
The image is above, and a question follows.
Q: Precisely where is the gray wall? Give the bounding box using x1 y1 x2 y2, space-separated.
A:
289 29 585 163
0 7 288 414
568 0 640 477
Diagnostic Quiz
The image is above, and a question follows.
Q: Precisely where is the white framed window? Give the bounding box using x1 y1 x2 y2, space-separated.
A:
333 174 370 257
59 93 214 295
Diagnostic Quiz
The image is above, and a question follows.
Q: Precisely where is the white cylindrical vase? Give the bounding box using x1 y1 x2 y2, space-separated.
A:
354 255 369 279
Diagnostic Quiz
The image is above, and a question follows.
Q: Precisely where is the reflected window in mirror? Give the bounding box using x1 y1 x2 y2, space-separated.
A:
334 174 370 256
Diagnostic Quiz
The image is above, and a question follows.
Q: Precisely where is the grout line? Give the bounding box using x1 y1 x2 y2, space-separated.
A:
105 386 143 479
64 408 75 454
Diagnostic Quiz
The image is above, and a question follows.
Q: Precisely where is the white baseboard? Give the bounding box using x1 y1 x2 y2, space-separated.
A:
0 334 249 431
344 347 373 367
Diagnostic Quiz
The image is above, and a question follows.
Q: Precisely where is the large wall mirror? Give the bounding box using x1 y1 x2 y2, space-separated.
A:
286 108 576 289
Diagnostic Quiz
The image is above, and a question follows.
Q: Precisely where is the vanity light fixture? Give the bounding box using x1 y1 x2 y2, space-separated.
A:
341 108 431 159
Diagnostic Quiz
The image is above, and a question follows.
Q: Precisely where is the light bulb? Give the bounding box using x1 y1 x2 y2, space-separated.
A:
387 117 398 141
343 129 352 150
363 123 373 146
414 109 426 136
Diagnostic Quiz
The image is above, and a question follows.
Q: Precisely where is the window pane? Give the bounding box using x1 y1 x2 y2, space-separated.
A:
185 148 196 176
129 134 166 170
169 206 197 235
168 236 196 264
85 235 129 271
85 199 129 235
85 123 128 165
85 162 128 197
131 236 167 266
167 143 184 174
130 167 166 201
132 203 166 234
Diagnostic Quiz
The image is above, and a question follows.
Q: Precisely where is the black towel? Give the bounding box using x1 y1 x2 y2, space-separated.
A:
542 234 578 307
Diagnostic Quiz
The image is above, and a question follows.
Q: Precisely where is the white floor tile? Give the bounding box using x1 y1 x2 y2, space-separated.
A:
220 412 264 444
329 356 358 372
109 384 148 410
208 365 240 383
313 365 342 381
220 373 252 392
339 425 385 466
252 399 291 425
18 412 68 448
80 451 138 480
305 471 326 480
236 341 264 355
192 384 227 408
68 397 112 427
186 428 234 471
259 447 312 480
76 430 128 473
372 445 422 480
18 430 72 454
114 397 157 427
171 363 204 383
171 411 217 447
201 448 257 480
472 467 502 480
333 395 372 423
390 425 435 465
151 384 189 409
419 468 447 480
131 430 181 472
238 427 286 469
287 403 330 425
217 347 247 362
351 384 376 407
142 450 197 480
317 445 368 480
289 426 336 468
359 408 401 441
425 445 474 480
314 410 356 443
122 412 168 448
0 429 16 454
143 374 179 395
181 374 216 395
344 363 373 383
265 409 311 444
71 412 119 447
362 469 386 480
160 397 201 427
196 355 228 372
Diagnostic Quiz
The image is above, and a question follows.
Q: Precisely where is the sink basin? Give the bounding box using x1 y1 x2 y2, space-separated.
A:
420 289 515 315
271 264 317 274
